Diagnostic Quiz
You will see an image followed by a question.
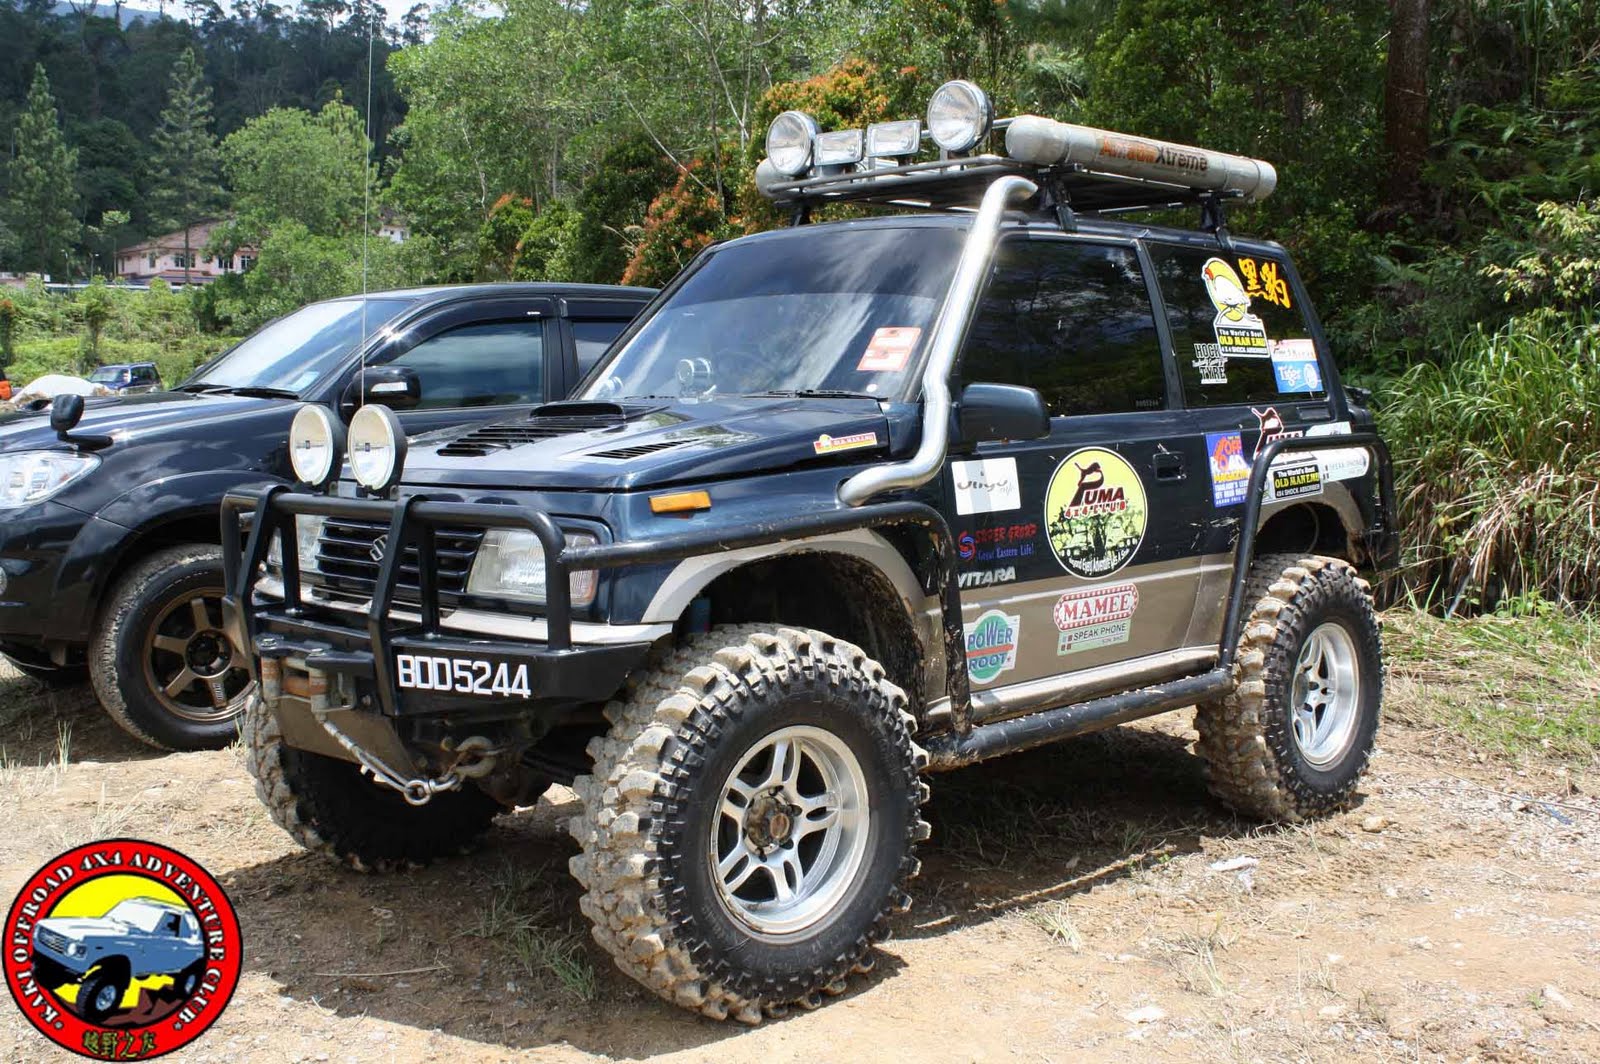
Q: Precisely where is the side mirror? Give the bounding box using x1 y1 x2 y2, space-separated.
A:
351 366 422 412
50 393 86 437
957 382 1049 443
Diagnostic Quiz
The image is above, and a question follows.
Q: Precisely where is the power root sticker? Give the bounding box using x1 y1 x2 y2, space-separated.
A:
1206 431 1251 507
951 457 1021 516
1201 257 1269 358
812 431 878 456
1045 447 1148 580
1053 582 1139 656
964 609 1020 685
1271 338 1322 393
4 839 242 1060
856 326 920 373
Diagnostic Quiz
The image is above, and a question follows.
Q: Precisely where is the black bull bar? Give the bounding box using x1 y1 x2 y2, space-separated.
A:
219 487 970 719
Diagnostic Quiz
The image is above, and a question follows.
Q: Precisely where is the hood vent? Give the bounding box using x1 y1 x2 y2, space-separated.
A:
585 439 687 461
435 402 650 458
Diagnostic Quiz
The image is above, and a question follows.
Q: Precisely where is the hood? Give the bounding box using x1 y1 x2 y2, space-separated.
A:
398 396 912 491
0 390 290 450
36 916 125 939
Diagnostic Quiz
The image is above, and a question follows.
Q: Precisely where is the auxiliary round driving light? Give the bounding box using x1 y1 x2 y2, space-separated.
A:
926 80 993 153
766 110 820 177
288 404 344 490
348 404 407 494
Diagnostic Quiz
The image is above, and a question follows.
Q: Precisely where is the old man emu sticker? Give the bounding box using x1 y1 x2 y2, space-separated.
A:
1045 448 1148 580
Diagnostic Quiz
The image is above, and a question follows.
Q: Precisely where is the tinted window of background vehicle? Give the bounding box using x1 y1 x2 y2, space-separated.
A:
960 237 1165 416
1147 243 1326 407
572 319 632 379
387 320 544 409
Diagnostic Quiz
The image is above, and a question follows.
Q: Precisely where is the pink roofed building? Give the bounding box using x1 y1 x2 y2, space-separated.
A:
115 221 256 286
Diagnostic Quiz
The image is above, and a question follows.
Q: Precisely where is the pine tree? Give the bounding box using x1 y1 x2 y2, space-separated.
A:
5 66 80 279
148 49 225 286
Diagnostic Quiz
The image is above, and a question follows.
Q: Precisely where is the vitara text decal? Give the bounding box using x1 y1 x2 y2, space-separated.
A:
951 457 1021 516
958 566 1017 589
964 610 1020 685
1206 431 1251 507
1045 448 1147 580
1052 583 1139 655
812 431 879 456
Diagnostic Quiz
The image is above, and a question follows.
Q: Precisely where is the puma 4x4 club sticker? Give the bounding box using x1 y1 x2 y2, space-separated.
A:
1045 447 1148 579
5 839 242 1060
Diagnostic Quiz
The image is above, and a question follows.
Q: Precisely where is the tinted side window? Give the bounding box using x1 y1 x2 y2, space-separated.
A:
1148 243 1327 407
960 238 1164 416
572 319 631 379
387 320 544 409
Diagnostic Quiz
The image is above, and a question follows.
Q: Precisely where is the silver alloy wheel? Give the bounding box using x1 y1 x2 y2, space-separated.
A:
93 981 119 1013
1290 621 1362 767
709 724 871 940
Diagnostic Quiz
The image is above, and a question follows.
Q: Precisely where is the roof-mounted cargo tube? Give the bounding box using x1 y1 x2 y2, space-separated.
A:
838 174 1038 508
1005 116 1277 203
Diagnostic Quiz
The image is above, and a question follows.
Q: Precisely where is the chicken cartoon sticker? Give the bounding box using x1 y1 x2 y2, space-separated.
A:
1045 448 1148 579
1201 257 1270 359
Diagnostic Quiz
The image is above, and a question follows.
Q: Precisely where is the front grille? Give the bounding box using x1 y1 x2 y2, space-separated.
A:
37 928 68 953
313 517 484 603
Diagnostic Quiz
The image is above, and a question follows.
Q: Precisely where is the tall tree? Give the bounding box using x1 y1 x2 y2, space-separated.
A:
147 49 225 286
1382 0 1430 219
5 66 81 279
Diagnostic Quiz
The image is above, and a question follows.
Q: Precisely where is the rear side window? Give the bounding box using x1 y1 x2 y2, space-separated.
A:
386 319 544 409
572 319 632 379
960 237 1165 416
1147 243 1326 407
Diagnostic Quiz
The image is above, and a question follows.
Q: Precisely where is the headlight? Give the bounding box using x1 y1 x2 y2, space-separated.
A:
267 515 327 574
67 942 87 958
766 110 819 176
0 451 100 509
866 119 921 159
348 404 407 494
814 129 864 167
467 529 599 607
288 404 343 489
926 80 992 152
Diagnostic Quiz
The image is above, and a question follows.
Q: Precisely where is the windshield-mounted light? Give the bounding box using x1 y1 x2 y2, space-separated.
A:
765 110 819 177
0 451 100 510
866 119 921 160
814 129 864 167
288 404 343 489
348 404 407 494
467 529 599 606
927 80 992 153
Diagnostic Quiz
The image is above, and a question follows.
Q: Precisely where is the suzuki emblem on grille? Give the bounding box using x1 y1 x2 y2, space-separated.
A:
369 535 388 562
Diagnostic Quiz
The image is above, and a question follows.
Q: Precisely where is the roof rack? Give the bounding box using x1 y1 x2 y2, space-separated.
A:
755 85 1277 225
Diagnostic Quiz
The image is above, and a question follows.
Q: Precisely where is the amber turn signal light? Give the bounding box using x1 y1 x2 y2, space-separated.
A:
649 490 712 514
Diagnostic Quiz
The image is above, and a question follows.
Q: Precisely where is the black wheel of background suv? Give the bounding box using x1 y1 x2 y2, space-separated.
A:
76 966 130 1022
241 693 505 871
570 625 930 1023
1195 553 1383 822
89 545 255 751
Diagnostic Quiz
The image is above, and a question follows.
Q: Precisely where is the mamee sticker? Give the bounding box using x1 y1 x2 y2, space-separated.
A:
951 457 1021 516
1206 431 1251 507
965 609 1020 686
1052 583 1138 656
1271 338 1322 393
857 326 921 373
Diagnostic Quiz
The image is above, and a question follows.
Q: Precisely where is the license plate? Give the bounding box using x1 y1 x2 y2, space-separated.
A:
394 653 532 698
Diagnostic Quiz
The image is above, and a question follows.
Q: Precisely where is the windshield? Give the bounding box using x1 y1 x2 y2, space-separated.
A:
185 298 414 395
583 226 965 401
105 900 171 933
88 367 126 383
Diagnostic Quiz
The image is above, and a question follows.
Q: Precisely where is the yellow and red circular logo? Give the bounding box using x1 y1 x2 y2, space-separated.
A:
4 839 242 1059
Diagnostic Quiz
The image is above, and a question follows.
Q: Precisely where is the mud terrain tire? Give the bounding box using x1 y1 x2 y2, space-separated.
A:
569 625 929 1023
1196 553 1382 822
241 692 502 871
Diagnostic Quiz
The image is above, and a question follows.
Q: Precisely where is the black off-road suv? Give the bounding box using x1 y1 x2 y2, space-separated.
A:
224 84 1395 1023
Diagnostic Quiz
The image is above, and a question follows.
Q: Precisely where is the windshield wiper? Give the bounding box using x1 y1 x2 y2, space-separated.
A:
179 383 300 400
176 382 230 393
748 389 878 400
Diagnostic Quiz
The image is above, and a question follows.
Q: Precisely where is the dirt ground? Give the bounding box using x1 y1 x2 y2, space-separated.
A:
1 617 1597 1063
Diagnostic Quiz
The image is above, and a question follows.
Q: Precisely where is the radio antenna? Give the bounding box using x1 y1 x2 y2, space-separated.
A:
358 13 376 409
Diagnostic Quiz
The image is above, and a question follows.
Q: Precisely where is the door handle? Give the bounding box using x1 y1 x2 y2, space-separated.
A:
1152 452 1186 482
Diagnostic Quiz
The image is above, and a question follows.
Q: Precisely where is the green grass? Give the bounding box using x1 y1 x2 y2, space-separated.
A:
460 858 599 1002
1386 605 1600 759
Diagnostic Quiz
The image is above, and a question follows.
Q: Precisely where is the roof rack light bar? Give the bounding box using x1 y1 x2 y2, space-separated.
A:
1005 116 1276 203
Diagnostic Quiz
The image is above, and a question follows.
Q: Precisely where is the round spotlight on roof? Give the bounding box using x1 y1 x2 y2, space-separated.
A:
765 110 819 177
348 404 407 495
288 404 344 490
926 80 993 153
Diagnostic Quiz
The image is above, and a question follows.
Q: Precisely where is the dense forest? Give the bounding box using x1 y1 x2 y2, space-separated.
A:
0 0 1596 607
